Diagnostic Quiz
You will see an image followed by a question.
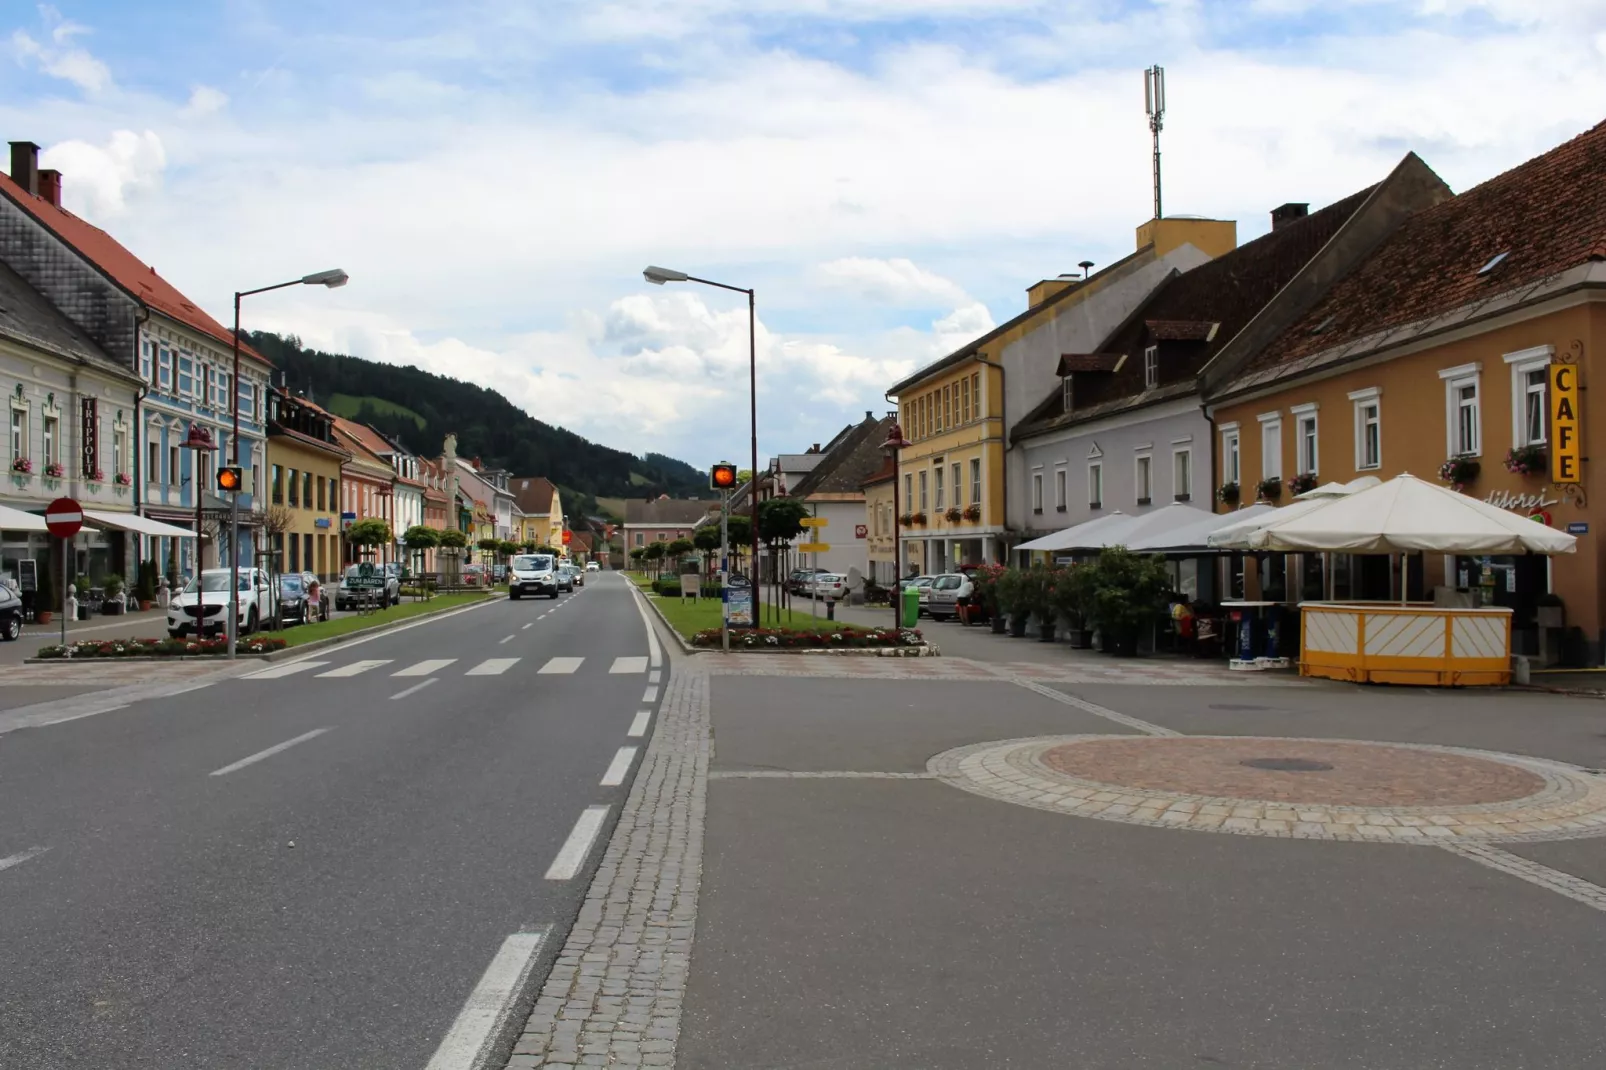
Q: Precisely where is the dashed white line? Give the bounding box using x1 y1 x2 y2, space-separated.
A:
466 658 519 676
499 635 515 645
424 927 551 1070
610 656 648 674
390 679 438 701
521 623 533 630
209 728 331 777
627 710 652 738
600 746 638 787
0 846 49 874
539 657 584 674
545 805 609 880
642 686 659 704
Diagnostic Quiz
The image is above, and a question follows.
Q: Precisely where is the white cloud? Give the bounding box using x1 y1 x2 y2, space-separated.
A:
812 257 970 307
39 130 165 217
182 85 228 117
10 5 111 94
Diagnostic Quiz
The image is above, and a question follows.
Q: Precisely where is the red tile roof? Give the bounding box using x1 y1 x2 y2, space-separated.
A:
512 476 558 515
0 169 269 366
1241 118 1606 381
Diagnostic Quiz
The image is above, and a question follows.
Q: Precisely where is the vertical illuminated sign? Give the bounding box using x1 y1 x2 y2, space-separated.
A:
1550 362 1581 484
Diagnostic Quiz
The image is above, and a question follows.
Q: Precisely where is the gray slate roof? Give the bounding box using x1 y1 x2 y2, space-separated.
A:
0 258 137 381
623 498 716 526
788 415 896 498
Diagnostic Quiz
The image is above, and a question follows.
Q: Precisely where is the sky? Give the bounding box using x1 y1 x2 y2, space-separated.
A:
5 1 1606 469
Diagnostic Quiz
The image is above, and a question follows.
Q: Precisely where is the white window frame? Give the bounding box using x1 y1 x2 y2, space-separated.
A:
1031 470 1043 513
8 401 26 465
1505 345 1553 447
918 470 928 512
934 464 945 511
1135 452 1152 504
1291 402 1319 476
1348 387 1382 471
1258 412 1282 481
969 458 981 506
1439 362 1482 457
1061 377 1073 413
904 473 913 509
1219 422 1240 486
1144 345 1158 389
950 462 961 512
42 411 58 467
1172 447 1193 501
1053 466 1067 511
1088 461 1103 508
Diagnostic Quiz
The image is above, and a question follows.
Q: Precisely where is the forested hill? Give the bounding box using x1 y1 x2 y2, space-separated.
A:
248 332 710 508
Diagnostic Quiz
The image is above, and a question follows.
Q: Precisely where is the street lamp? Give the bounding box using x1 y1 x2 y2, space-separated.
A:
881 420 912 631
643 265 759 582
228 268 348 657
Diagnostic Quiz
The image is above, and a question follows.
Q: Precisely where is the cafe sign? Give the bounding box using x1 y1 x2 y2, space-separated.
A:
1550 361 1581 484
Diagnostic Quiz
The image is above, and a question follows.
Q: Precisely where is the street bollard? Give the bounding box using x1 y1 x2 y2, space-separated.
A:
827 600 835 621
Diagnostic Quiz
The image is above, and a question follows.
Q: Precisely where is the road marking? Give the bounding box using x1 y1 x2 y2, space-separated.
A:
466 658 519 676
316 659 393 678
390 679 438 701
522 623 533 630
610 656 648 674
0 846 49 874
545 805 609 880
642 685 659 704
600 746 638 787
627 710 652 737
244 660 329 679
209 728 331 777
424 928 551 1070
628 585 664 668
648 670 662 684
394 658 455 677
1441 843 1606 914
539 657 584 674
499 635 515 645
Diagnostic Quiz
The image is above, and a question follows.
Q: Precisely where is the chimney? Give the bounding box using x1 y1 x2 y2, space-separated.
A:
9 141 39 196
37 169 61 207
1271 202 1309 230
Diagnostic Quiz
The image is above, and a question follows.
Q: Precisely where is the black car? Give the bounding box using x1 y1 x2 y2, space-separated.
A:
277 572 327 625
0 583 22 641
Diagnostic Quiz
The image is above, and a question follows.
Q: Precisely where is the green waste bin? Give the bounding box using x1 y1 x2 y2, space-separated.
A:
901 584 920 629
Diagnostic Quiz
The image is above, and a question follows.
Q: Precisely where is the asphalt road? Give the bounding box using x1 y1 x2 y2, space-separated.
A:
0 571 660 1069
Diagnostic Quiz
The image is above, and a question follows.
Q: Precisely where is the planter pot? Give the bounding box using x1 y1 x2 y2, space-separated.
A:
102 600 124 615
77 605 92 621
1008 615 1028 638
990 617 1008 635
1038 624 1057 642
1065 626 1093 649
36 611 52 624
139 600 153 612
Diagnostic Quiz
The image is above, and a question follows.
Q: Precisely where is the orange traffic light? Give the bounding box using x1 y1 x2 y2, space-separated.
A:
216 465 243 492
562 529 573 545
710 463 738 490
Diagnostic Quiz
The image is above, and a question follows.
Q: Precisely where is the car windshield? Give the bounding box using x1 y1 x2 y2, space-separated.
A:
185 573 247 594
278 575 304 596
933 575 962 590
513 555 554 571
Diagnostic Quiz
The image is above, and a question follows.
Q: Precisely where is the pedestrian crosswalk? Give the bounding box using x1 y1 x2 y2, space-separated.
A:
243 653 650 681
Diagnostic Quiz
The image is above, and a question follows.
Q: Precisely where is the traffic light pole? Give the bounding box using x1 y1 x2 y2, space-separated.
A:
229 292 242 660
721 490 730 653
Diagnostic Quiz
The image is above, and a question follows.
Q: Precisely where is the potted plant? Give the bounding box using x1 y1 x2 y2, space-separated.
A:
136 558 158 611
1536 592 1565 630
1438 455 1480 491
1217 481 1240 506
909 511 928 526
1256 476 1282 501
1012 565 1056 641
962 504 981 522
1055 564 1097 648
74 574 92 619
944 506 962 523
1505 444 1546 476
898 513 913 527
1086 547 1171 656
996 568 1028 637
1288 472 1319 495
971 563 1007 633
102 573 125 614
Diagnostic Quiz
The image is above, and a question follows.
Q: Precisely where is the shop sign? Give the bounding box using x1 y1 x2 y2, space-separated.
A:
1484 489 1557 512
1550 362 1582 483
80 397 97 477
1567 522 1589 535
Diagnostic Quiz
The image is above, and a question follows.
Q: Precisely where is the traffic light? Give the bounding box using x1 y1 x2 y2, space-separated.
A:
216 465 243 493
710 463 738 491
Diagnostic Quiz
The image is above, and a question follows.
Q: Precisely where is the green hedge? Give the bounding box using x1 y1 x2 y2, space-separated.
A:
652 579 724 598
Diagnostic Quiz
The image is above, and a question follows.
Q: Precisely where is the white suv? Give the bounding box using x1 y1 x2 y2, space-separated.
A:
168 568 277 637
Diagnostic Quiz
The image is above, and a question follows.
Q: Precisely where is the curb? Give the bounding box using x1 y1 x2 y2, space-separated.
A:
25 653 274 664
633 589 938 657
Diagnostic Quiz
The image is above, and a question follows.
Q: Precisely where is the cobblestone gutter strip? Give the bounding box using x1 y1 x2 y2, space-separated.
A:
1440 843 1606 913
506 668 710 1069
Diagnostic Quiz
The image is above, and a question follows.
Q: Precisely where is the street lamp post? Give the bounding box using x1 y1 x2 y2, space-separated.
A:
881 420 912 631
228 269 348 657
642 266 760 583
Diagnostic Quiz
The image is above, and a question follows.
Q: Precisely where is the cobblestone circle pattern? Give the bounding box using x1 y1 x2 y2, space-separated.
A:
931 735 1606 844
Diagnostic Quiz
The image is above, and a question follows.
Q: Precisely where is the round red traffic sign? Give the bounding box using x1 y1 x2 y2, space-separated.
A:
44 496 83 539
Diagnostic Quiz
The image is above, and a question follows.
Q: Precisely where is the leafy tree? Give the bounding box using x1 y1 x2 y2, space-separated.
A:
667 537 695 572
402 524 440 550
642 541 666 577
693 527 722 574
476 537 500 552
629 546 647 568
346 517 392 549
1085 547 1172 654
497 539 520 558
438 527 467 549
757 497 809 545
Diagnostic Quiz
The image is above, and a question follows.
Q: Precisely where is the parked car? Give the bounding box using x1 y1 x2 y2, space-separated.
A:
788 568 826 594
802 573 849 601
556 565 576 593
492 563 508 583
0 581 23 641
585 561 600 572
925 573 974 621
277 572 315 626
168 568 276 637
335 563 400 610
509 553 560 600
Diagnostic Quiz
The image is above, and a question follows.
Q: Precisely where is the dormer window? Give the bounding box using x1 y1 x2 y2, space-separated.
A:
1061 376 1073 413
1144 346 1158 389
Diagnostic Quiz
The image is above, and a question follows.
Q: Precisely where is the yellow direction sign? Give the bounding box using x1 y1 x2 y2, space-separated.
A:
799 517 829 528
797 541 831 553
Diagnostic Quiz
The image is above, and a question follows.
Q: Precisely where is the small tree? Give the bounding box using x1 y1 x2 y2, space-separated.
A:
693 527 722 576
497 539 520 560
667 537 695 572
1086 547 1172 656
403 524 440 552
439 527 467 549
630 546 647 570
347 518 392 555
642 541 666 577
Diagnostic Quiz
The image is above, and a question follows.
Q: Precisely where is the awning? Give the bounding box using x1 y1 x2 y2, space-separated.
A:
1126 502 1277 552
83 509 201 539
0 502 48 532
1015 511 1137 553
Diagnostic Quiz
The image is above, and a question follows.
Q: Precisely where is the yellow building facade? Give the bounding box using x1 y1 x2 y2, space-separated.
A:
266 393 350 582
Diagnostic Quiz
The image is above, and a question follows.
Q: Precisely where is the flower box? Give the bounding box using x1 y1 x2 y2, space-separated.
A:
1288 472 1319 495
943 507 962 523
690 626 925 649
1438 455 1480 490
1504 444 1545 476
1217 482 1240 505
1256 476 1282 501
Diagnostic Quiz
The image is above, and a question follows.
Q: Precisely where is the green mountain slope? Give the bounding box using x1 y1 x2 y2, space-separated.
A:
249 332 711 503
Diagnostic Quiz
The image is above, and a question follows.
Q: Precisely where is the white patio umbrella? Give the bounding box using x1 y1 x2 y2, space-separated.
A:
1129 502 1275 552
1243 473 1577 555
1015 510 1135 553
0 502 47 532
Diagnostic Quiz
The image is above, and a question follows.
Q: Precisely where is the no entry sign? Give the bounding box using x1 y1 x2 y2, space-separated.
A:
45 497 83 539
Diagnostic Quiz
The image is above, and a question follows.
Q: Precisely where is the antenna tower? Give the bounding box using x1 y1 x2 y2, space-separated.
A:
1143 65 1166 220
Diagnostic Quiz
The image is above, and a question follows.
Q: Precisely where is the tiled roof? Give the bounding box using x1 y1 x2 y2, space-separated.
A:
789 415 897 498
623 498 714 526
0 258 135 382
1015 183 1377 438
335 418 399 460
0 169 268 365
268 423 351 461
512 476 558 515
1056 353 1126 374
331 418 394 476
1234 118 1606 384
861 458 896 488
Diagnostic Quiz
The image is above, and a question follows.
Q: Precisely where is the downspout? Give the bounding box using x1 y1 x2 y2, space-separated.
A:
973 353 1008 564
132 305 150 575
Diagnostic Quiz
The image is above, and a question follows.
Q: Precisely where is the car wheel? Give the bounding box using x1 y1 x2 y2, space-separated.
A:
0 614 20 641
245 608 259 635
511 590 521 600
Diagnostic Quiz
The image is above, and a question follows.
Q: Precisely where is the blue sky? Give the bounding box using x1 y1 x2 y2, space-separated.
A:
5 0 1606 467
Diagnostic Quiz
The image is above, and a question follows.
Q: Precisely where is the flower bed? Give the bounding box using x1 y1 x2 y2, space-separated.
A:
690 626 925 649
35 636 289 658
